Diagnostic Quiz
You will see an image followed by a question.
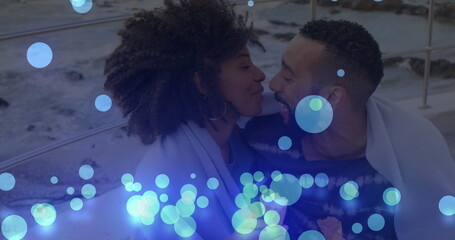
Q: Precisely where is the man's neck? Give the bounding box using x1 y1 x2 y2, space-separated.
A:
301 108 367 161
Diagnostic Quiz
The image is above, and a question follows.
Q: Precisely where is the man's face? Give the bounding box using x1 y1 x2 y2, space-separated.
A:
269 35 327 128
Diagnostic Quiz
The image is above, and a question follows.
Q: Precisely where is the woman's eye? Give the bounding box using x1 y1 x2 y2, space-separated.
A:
241 65 250 70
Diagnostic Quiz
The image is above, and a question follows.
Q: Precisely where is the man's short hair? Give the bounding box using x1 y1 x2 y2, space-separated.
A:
299 20 384 108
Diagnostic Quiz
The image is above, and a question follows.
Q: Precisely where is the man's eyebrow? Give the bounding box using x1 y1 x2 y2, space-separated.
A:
282 59 296 76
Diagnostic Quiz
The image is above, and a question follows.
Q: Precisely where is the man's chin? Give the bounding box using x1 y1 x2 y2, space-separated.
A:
283 111 306 140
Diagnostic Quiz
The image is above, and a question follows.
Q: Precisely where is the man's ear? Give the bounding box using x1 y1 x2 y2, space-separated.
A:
193 72 208 95
322 85 347 111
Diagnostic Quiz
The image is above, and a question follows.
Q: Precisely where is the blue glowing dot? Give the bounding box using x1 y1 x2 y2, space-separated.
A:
79 165 94 180
368 213 385 231
174 217 197 238
142 191 160 217
27 42 53 68
121 173 134 185
72 0 92 14
295 95 333 133
271 170 282 181
314 173 329 187
259 225 290 240
231 208 257 234
70 0 85 7
67 187 75 195
95 94 112 112
0 173 15 191
70 198 83 211
133 182 142 192
270 173 302 206
383 187 401 206
190 173 196 179
161 205 180 224
374 0 383 2
340 181 359 200
155 174 170 189
298 230 325 240
196 196 209 208
243 183 259 199
176 199 195 217
248 0 254 7
50 176 58 184
125 183 134 192
31 203 56 226
352 222 363 234
240 173 254 185
278 136 292 150
439 195 455 216
180 184 198 204
253 171 264 182
299 174 314 189
207 177 219 190
160 194 168 203
235 193 250 208
126 195 142 217
1 215 27 240
259 185 267 193
264 210 280 226
141 215 155 226
337 69 345 77
81 184 96 199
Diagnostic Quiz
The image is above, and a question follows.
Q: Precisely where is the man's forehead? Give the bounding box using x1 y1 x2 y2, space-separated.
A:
283 35 326 69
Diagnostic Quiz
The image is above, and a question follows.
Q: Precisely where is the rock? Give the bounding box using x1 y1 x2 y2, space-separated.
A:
273 33 296 42
407 57 455 79
269 20 300 27
65 71 84 81
409 57 425 76
0 97 9 108
383 57 404 67
435 3 455 22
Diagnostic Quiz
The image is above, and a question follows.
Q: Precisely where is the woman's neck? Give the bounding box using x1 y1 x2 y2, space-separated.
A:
204 113 237 164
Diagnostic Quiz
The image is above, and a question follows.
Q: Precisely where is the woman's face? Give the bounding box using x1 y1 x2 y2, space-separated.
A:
218 47 265 117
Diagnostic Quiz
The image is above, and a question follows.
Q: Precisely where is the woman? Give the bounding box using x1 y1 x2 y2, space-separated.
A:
103 0 265 238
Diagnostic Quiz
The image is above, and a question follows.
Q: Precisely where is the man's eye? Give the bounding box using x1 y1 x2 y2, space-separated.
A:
284 77 292 82
241 65 250 70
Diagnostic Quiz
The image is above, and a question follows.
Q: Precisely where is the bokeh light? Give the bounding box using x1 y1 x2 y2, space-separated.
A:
95 94 112 112
270 173 301 206
141 215 155 226
299 174 314 189
27 42 53 68
81 184 96 199
121 173 134 185
207 177 219 190
235 193 250 209
298 230 325 240
142 191 160 217
264 210 280 226
127 195 143 217
232 208 257 234
340 181 359 200
0 173 15 191
337 69 345 77
133 182 142 192
70 0 85 7
240 173 254 186
261 188 276 203
66 187 74 195
180 184 197 204
278 136 292 150
314 173 329 187
176 199 195 217
368 213 385 231
248 0 254 7
31 203 56 226
196 196 209 209
439 195 455 216
174 217 197 238
161 205 180 224
72 0 93 14
259 225 290 240
249 202 265 218
190 173 196 179
243 183 259 199
125 183 134 192
79 165 94 180
352 222 363 234
383 187 401 206
70 198 83 211
1 215 27 240
253 171 264 182
155 174 170 189
50 176 58 184
271 170 282 181
295 95 333 133
159 194 168 203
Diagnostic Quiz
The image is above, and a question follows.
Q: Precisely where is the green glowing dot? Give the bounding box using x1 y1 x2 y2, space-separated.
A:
121 173 134 186
261 188 276 202
231 208 257 234
180 184 197 204
1 215 27 240
190 173 196 179
141 191 160 217
66 187 74 195
439 195 455 216
299 174 314 189
159 194 168 203
196 196 209 208
50 176 58 184
176 199 195 217
81 184 96 199
270 173 302 206
253 171 264 182
125 182 134 192
249 202 266 218
264 210 280 226
240 173 254 185
0 173 16 191
352 222 363 234
31 203 56 226
235 193 250 208
161 205 180 224
259 185 267 193
207 177 219 190
298 230 325 240
126 195 142 217
259 225 290 240
271 171 282 181
79 165 94 180
133 182 142 192
174 217 196 238
243 183 259 199
383 187 401 206
340 181 359 201
70 198 83 211
155 174 170 189
309 98 323 111
141 215 155 225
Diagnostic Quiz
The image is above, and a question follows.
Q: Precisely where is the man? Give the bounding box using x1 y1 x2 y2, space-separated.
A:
244 20 455 239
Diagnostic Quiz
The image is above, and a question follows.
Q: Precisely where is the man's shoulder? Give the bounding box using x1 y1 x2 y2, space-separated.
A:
243 113 284 144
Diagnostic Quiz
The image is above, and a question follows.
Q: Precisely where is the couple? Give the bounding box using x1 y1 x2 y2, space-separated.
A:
103 0 455 239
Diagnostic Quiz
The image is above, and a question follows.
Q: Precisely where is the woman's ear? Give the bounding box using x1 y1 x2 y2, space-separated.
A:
193 72 208 95
323 85 347 111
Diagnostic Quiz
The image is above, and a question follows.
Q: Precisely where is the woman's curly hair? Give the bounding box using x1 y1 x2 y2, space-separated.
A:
104 0 263 145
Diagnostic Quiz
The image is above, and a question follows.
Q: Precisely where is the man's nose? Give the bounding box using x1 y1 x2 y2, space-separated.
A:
269 74 280 92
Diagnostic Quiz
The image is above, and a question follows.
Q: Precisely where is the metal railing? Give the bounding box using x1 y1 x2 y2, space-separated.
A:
1 0 453 171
